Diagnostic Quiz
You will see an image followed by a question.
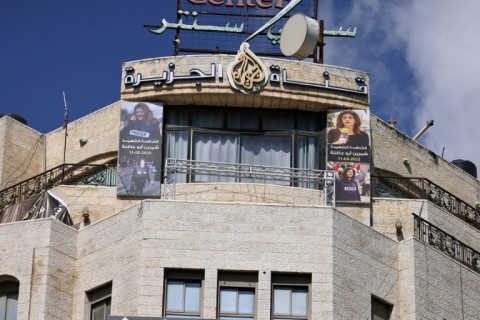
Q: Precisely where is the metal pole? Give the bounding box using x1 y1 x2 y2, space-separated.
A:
61 92 68 183
319 20 324 64
412 120 434 141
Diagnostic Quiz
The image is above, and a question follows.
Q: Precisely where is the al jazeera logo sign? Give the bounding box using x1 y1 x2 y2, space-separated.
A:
227 43 268 94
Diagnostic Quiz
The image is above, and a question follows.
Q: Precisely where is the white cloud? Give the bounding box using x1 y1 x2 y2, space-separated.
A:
323 0 480 169
324 1 422 133
393 0 480 166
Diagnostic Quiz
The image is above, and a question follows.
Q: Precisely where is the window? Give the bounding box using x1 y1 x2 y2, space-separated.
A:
271 273 311 320
165 106 325 187
0 277 19 320
218 271 258 319
87 282 112 320
164 269 204 319
371 296 392 320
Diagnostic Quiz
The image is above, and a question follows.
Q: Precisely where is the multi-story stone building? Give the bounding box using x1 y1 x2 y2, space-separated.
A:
1 5 479 320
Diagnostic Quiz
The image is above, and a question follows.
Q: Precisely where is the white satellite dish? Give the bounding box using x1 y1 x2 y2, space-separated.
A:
280 13 319 60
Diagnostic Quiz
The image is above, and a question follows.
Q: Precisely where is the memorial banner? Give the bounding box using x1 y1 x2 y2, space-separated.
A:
326 109 371 203
117 101 163 197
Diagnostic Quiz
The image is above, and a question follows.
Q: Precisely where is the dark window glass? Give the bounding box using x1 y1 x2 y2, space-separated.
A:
0 280 19 320
371 296 392 320
87 282 112 320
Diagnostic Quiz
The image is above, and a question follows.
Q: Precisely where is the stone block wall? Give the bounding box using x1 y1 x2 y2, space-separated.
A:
45 102 120 170
371 198 480 252
71 201 336 319
0 116 44 189
174 182 324 206
371 116 479 208
50 185 139 224
71 200 416 320
412 240 480 320
332 208 399 319
3 198 480 319
422 201 480 252
137 201 336 319
72 205 145 319
397 239 416 320
371 198 425 241
0 219 77 320
49 182 324 226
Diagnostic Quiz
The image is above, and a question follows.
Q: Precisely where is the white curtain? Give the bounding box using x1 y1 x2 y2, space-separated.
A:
194 133 239 182
240 136 291 185
166 131 189 182
296 135 320 188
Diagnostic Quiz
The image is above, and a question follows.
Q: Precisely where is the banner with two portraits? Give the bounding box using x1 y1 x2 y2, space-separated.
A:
327 109 371 203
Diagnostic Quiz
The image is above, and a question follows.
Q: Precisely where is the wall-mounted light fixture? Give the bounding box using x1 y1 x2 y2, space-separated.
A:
82 207 91 226
79 138 88 147
395 221 403 230
403 158 410 166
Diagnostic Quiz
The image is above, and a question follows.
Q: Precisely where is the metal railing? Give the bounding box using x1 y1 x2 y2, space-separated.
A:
0 164 116 211
413 214 480 274
163 158 336 206
373 176 480 230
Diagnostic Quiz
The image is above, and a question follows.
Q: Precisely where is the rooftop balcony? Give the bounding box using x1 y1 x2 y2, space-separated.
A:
413 214 480 274
1 161 479 235
372 176 480 230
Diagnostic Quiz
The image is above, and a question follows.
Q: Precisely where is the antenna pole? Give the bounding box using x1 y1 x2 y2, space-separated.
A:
62 92 69 183
412 120 434 141
317 19 324 64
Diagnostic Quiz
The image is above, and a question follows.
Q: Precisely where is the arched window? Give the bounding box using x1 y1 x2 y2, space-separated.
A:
0 276 19 320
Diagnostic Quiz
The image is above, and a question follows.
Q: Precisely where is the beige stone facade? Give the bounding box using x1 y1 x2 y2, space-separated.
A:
121 55 369 112
0 116 44 190
0 54 479 320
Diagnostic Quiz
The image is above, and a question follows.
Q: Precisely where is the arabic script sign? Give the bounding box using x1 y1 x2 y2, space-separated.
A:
148 0 317 55
123 58 368 97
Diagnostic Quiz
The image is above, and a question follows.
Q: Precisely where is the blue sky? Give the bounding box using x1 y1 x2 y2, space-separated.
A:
0 0 178 132
2 0 479 167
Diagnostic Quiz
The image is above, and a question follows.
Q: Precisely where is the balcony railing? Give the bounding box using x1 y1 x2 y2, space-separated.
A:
373 176 480 230
413 214 480 274
0 164 116 211
163 158 336 206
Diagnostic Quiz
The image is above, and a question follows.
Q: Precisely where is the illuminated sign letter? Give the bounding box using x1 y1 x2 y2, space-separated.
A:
275 0 286 9
256 0 273 8
188 0 286 8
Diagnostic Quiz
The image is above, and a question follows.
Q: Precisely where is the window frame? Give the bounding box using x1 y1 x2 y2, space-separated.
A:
164 106 326 187
86 281 112 320
271 273 311 320
371 295 393 320
0 277 19 320
217 271 258 320
164 269 204 319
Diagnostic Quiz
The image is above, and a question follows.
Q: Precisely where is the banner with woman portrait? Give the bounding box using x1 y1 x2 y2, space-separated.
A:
326 109 371 203
117 101 163 197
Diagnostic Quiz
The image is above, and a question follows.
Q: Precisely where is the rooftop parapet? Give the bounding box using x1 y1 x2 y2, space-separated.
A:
121 55 369 112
